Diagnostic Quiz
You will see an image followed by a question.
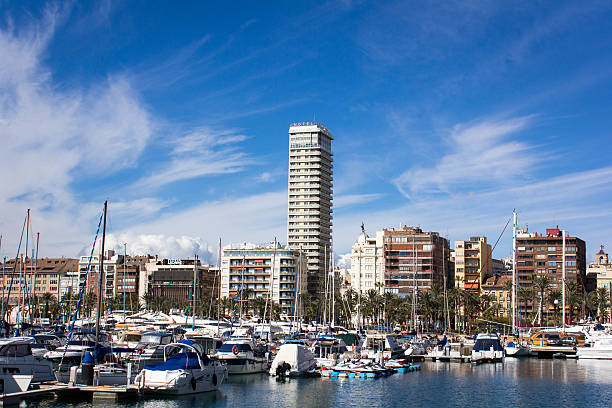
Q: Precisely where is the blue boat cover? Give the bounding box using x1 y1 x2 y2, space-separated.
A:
144 352 201 371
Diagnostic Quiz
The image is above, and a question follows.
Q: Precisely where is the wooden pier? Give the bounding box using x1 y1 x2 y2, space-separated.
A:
529 346 577 359
0 383 140 406
425 355 471 363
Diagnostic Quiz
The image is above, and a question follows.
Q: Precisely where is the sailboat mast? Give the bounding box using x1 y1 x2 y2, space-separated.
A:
512 210 517 334
32 233 39 324
323 245 328 327
562 230 566 332
192 254 197 329
268 238 277 326
95 200 107 348
331 240 335 327
123 243 127 320
216 238 221 336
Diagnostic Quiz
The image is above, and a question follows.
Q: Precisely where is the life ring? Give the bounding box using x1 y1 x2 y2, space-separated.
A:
426 347 432 353
232 345 240 355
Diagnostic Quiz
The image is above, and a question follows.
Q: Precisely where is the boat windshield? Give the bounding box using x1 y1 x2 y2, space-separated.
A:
473 339 503 352
219 343 252 353
141 334 171 345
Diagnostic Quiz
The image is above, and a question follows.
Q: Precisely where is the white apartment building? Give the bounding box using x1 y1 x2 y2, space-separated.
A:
220 243 307 315
349 228 385 294
287 122 333 297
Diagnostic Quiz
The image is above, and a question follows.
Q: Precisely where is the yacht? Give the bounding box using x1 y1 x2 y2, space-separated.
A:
360 333 403 360
0 337 55 383
215 336 268 374
577 335 612 359
135 339 227 395
310 335 349 368
269 340 317 377
471 333 504 363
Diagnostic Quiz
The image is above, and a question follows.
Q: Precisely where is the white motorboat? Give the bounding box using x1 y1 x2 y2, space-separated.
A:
577 335 612 359
269 340 317 377
504 341 529 357
135 339 227 395
0 337 55 383
215 336 268 374
310 335 349 368
404 339 429 357
360 333 404 360
471 333 504 363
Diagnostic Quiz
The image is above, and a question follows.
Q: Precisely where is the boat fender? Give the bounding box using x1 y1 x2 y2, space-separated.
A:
232 345 240 355
212 373 218 386
191 376 197 390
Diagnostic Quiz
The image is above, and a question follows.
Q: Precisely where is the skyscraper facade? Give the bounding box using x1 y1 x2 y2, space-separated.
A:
287 122 333 296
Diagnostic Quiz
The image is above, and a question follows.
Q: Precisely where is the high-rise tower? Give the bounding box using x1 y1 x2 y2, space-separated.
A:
287 122 333 297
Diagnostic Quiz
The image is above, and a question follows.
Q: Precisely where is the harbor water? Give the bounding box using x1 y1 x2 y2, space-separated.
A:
28 359 612 408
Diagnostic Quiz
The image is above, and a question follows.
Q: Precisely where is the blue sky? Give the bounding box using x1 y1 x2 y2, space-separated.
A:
1 1 612 263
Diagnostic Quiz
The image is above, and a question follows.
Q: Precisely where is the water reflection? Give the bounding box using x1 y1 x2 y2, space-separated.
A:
27 360 612 408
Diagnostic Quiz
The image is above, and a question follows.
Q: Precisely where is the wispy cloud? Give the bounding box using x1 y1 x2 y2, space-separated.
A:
0 5 154 257
393 115 540 198
132 127 251 190
335 193 383 208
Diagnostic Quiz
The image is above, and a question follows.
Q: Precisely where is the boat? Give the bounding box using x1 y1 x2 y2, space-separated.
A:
471 333 504 363
577 335 612 359
0 337 55 383
504 341 529 357
215 335 268 374
0 374 33 405
427 336 474 361
360 333 404 360
269 340 317 377
135 339 227 395
404 339 430 358
310 335 349 368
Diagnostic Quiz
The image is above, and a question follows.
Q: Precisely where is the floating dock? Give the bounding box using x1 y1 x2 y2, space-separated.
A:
529 346 577 359
425 355 471 363
0 383 140 406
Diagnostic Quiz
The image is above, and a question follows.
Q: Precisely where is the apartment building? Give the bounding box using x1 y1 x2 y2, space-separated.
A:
454 236 492 293
382 226 450 295
349 227 385 294
0 257 77 304
287 122 333 297
220 243 307 315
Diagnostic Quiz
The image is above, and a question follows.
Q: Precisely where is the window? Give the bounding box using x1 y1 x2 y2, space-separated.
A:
548 262 557 266
566 261 576 267
536 254 545 259
548 247 556 251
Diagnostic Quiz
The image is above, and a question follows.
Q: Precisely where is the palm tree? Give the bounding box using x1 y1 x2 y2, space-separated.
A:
565 281 581 323
547 289 562 326
596 287 610 322
531 274 551 325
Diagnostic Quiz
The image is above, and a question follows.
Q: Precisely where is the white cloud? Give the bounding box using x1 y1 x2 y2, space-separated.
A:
120 191 288 250
0 8 153 258
105 233 215 264
335 193 383 208
393 115 538 198
335 252 351 269
132 127 251 190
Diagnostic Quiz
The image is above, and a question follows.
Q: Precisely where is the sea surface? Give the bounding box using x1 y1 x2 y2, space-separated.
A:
28 359 612 408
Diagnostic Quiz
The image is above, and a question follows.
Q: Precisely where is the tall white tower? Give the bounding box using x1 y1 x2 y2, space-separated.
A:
287 122 333 297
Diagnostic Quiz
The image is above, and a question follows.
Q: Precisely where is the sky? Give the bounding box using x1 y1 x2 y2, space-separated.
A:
1 0 612 265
